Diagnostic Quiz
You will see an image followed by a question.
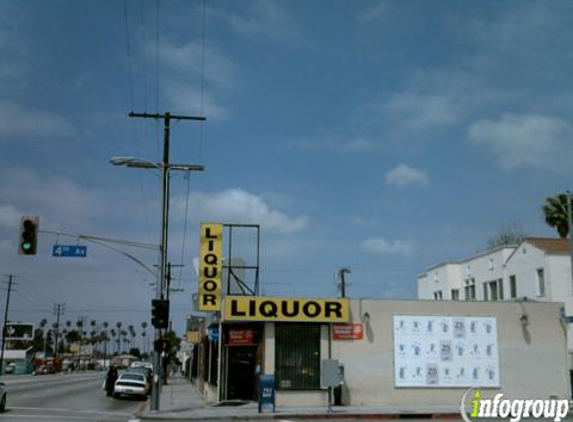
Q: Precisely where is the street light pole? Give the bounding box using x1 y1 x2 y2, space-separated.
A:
112 111 205 411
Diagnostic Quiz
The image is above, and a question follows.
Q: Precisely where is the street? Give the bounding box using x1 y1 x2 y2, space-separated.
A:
3 371 573 422
1 371 147 422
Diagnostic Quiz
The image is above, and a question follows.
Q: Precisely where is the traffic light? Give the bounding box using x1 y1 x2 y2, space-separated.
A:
19 216 39 255
154 338 168 353
151 299 169 329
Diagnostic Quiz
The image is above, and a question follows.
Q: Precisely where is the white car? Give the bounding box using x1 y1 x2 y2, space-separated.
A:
0 381 6 412
113 372 149 399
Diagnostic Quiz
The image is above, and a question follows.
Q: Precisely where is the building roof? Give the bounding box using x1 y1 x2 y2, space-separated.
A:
525 237 570 254
3 347 34 360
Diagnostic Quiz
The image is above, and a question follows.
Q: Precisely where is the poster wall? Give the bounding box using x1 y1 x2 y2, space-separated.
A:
393 315 499 388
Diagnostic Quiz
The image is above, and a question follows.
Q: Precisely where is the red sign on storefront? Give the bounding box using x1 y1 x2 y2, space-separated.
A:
332 323 364 340
228 328 255 345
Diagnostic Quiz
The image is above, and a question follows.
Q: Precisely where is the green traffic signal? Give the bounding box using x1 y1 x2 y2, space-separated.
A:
19 216 39 255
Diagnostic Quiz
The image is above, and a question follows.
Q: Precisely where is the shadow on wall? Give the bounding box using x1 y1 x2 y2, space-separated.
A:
518 302 531 345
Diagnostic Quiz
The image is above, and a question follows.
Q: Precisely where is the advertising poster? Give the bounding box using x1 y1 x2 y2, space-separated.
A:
393 315 499 387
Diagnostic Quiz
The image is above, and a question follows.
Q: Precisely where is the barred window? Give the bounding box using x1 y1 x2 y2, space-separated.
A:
275 323 320 390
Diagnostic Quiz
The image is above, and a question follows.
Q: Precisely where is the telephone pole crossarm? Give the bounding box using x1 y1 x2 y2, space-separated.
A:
129 112 206 122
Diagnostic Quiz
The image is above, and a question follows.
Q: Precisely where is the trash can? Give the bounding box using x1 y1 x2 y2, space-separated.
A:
258 374 275 413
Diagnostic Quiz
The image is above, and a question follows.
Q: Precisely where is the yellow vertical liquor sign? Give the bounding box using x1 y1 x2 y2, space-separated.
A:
198 223 223 311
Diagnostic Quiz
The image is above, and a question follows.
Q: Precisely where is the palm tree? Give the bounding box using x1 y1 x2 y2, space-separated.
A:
128 325 136 349
115 322 123 353
141 330 147 354
110 329 117 354
76 319 84 344
90 320 96 350
542 193 570 238
141 322 148 353
102 322 109 360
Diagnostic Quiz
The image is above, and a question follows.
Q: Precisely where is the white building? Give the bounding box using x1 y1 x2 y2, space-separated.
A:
195 297 569 407
418 237 573 363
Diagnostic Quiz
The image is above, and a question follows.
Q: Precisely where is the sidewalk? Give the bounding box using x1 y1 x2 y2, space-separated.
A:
137 375 461 420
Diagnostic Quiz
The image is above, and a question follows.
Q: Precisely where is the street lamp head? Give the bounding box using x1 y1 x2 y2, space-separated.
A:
109 156 135 166
109 156 161 169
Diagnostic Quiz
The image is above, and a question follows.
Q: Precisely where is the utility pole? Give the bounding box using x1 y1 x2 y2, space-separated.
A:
129 111 205 411
337 268 351 298
52 303 65 360
1 275 15 375
567 191 573 297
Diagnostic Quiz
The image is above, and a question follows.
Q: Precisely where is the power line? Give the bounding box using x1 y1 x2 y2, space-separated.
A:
140 0 148 113
177 172 193 286
199 0 207 160
124 0 152 234
155 0 160 114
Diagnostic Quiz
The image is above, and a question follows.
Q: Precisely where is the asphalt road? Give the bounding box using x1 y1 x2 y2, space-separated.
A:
1 370 147 422
4 373 573 422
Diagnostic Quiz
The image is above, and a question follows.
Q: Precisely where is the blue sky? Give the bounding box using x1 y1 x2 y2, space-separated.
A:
1 0 573 339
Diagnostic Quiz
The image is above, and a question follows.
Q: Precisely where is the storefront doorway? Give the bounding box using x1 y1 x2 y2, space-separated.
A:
221 324 262 401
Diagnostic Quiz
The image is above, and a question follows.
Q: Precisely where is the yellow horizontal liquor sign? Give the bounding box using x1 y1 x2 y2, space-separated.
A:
224 296 350 323
198 223 223 311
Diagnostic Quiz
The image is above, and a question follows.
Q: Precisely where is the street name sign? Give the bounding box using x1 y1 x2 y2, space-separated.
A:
52 245 87 257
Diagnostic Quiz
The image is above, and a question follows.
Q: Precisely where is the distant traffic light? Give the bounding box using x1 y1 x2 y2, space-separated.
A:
19 216 39 255
151 299 169 329
154 338 168 353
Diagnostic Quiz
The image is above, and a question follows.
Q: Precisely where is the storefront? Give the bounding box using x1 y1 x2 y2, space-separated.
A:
194 296 570 407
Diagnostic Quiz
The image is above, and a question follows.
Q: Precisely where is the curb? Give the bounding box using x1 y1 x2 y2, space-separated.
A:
137 411 462 421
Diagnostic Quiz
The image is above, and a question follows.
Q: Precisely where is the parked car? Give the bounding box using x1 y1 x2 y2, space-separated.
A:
128 365 153 384
113 372 149 399
32 365 56 375
4 363 15 374
0 381 6 412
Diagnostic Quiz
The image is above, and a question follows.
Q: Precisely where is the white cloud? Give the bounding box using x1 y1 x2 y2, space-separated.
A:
173 188 308 235
0 239 12 256
357 1 389 26
210 1 301 41
0 101 75 138
0 204 21 230
361 237 416 256
289 137 382 152
468 113 573 171
385 93 459 129
385 164 429 188
0 168 129 236
154 40 237 118
350 216 377 227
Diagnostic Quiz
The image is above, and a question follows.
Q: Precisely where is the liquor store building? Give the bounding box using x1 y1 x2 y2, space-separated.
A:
195 296 570 407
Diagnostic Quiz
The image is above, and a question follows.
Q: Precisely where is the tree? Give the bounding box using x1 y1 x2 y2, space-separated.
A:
141 322 148 353
486 223 527 249
160 331 181 383
110 329 117 354
65 329 82 345
129 347 142 359
542 193 570 239
102 322 109 359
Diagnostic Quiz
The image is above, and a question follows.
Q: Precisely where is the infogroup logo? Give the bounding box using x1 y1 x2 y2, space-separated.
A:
460 388 569 422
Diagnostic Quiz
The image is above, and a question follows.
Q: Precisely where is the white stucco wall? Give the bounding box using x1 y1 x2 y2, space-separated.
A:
330 299 569 407
417 263 462 300
505 244 550 301
272 299 569 408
